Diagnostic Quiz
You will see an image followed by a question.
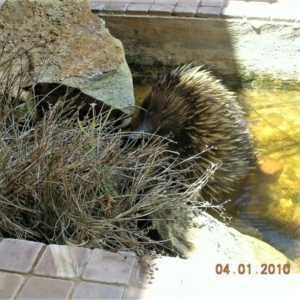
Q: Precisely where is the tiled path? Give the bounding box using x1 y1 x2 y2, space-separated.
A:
1 0 300 299
1 238 300 299
0 238 184 299
0 238 216 300
91 0 300 22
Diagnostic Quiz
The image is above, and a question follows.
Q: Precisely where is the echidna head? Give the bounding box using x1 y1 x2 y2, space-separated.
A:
129 96 184 141
130 69 196 141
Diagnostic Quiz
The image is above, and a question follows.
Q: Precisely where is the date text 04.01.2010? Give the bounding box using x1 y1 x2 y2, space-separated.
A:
215 263 290 275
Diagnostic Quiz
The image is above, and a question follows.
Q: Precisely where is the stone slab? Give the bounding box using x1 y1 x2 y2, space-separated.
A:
82 250 137 285
33 244 91 279
197 5 222 17
103 2 129 14
148 4 174 16
174 5 198 17
90 1 106 10
178 0 201 5
72 282 124 300
0 239 43 273
17 276 74 300
155 0 178 4
126 3 151 15
131 0 154 3
0 272 24 300
201 0 224 7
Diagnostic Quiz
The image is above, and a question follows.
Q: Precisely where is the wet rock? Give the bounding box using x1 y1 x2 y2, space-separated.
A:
152 205 300 272
256 155 283 177
0 0 134 119
231 217 264 240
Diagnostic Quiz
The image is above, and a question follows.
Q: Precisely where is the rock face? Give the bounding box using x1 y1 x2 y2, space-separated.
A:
0 0 134 118
98 16 300 89
152 206 300 272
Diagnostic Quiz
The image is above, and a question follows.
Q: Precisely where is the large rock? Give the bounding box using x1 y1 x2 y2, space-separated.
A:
0 0 134 119
152 206 300 272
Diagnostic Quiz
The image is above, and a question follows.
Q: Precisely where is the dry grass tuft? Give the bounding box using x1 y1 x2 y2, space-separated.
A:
0 48 227 257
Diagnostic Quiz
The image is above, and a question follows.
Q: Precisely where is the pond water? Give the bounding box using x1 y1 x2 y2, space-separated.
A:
133 82 300 260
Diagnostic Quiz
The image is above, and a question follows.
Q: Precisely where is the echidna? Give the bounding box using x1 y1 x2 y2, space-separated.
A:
130 64 255 203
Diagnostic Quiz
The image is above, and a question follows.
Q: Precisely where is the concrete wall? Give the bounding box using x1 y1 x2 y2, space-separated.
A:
95 15 300 89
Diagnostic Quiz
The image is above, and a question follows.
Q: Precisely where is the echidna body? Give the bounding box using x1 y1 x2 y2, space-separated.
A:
130 64 255 203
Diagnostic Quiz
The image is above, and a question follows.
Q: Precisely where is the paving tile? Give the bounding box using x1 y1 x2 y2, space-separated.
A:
82 249 137 285
221 0 248 19
109 0 131 3
201 0 224 7
90 1 106 11
246 2 270 21
0 239 44 273
126 3 151 15
33 244 91 279
17 276 74 300
133 256 185 290
102 3 129 14
196 5 222 18
270 3 298 22
72 282 124 300
149 4 175 16
155 0 178 4
0 272 24 300
174 5 198 17
177 0 201 5
131 0 155 3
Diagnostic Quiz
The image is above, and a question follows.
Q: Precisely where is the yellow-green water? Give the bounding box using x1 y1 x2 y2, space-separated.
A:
134 83 300 260
236 89 300 259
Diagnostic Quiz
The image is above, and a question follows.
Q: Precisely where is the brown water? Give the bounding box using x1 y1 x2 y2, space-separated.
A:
134 83 300 260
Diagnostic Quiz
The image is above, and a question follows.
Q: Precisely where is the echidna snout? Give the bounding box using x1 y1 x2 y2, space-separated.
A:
128 119 155 140
128 95 165 140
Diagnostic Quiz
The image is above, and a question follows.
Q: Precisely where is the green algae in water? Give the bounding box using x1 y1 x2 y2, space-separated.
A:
240 90 300 259
244 89 300 214
134 83 300 260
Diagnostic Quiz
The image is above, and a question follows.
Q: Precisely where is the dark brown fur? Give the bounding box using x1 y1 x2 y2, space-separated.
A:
131 64 255 203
